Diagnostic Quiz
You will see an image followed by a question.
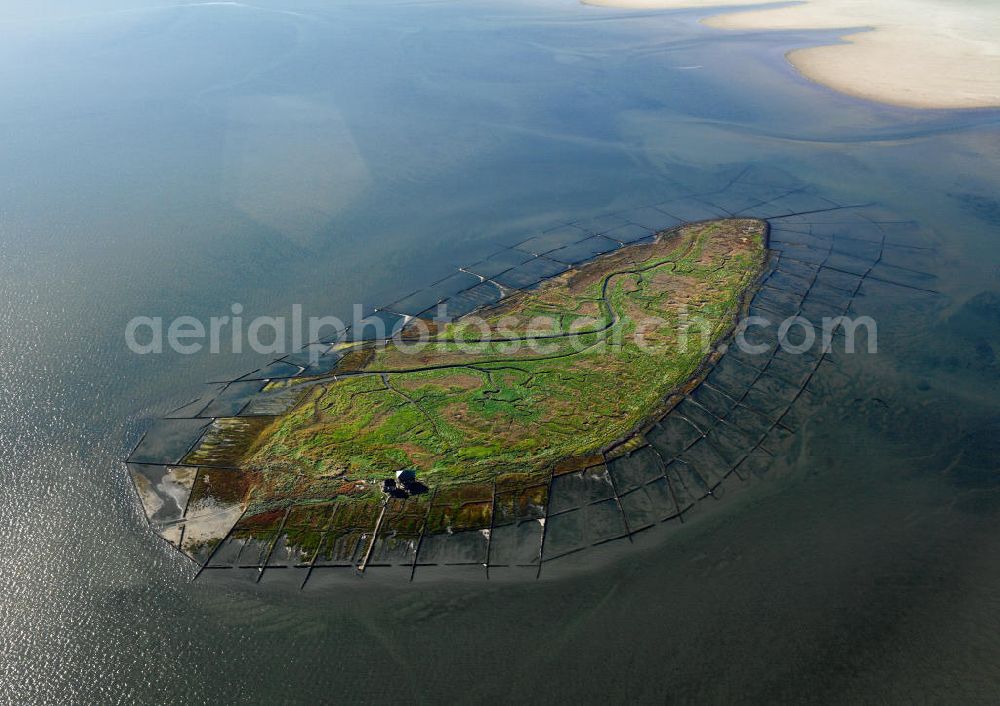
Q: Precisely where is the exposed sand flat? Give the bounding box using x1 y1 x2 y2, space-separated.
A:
582 0 1000 109
584 0 764 7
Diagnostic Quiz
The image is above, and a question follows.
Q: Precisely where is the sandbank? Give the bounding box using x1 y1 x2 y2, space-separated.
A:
583 0 1000 109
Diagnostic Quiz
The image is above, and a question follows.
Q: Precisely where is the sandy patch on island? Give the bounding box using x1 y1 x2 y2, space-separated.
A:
582 0 1000 109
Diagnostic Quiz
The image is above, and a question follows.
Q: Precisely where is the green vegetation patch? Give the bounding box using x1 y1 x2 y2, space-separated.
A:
186 219 767 517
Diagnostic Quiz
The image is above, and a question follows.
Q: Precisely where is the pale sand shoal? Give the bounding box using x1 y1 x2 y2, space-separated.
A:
582 0 1000 109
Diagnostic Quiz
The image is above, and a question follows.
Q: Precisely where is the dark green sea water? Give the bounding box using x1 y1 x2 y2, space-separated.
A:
0 0 998 701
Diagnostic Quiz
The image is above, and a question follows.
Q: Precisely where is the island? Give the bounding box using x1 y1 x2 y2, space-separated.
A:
135 218 768 571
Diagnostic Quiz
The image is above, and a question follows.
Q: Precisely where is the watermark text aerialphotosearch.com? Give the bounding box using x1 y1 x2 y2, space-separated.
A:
125 303 877 361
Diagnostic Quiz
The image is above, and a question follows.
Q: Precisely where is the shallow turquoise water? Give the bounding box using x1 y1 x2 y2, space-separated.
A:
0 0 998 701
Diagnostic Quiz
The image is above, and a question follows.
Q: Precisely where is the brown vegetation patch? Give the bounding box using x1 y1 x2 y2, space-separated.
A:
397 373 483 393
336 347 376 371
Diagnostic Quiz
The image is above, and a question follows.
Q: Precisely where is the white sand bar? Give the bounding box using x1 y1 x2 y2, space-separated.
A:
583 0 1000 109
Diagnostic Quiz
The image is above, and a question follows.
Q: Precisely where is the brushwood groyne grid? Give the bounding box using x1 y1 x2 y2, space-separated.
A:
125 167 942 584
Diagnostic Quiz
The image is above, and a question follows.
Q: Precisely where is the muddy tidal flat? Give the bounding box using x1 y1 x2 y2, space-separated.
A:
2 0 999 701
